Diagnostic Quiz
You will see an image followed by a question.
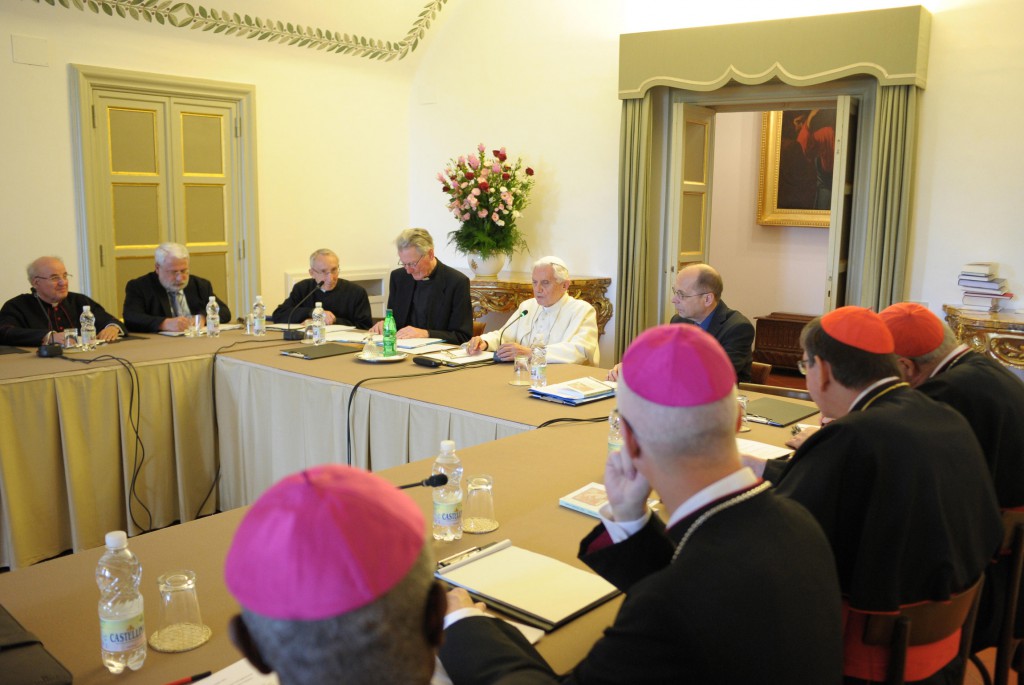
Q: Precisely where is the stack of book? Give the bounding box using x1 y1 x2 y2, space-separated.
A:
958 262 1014 310
528 377 615 406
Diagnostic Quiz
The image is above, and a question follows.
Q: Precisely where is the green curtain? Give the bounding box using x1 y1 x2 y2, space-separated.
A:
862 84 917 310
614 94 653 363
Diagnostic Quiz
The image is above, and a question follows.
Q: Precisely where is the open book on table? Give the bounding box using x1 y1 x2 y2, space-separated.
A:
528 377 616 406
435 539 619 631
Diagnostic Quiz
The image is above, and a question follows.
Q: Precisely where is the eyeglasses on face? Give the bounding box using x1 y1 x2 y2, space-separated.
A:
671 288 709 299
312 267 340 277
34 273 72 284
797 358 811 375
398 255 424 270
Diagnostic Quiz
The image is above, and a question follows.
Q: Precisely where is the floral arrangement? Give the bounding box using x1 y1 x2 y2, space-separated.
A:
438 144 535 259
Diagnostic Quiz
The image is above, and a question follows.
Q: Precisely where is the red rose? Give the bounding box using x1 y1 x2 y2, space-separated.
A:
502 172 510 180
525 167 534 176
492 149 507 162
465 171 474 179
478 181 489 191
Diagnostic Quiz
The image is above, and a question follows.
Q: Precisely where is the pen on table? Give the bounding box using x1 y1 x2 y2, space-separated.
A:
437 541 500 569
746 414 783 427
162 672 211 685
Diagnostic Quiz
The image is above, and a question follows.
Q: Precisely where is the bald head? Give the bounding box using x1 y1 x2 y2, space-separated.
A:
672 264 723 323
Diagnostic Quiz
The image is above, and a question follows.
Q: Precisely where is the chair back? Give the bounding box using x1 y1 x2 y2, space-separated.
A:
472 321 485 337
994 512 1024 685
737 382 811 402
750 361 772 385
862 574 985 685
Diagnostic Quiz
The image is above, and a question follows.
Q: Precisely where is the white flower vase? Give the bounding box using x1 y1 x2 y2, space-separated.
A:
467 253 508 278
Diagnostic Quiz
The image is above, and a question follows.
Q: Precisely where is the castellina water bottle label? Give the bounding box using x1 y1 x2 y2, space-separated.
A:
100 616 146 652
433 501 462 527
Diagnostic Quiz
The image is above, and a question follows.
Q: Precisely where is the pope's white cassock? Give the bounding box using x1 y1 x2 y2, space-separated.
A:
479 293 599 365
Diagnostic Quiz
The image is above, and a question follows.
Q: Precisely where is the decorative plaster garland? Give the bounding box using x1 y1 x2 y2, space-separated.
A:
30 0 448 61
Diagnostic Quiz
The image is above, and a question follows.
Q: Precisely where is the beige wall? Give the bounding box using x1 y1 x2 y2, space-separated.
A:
1 0 1021 363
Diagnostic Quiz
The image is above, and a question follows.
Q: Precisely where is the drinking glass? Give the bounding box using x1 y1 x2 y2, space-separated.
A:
148 570 211 653
463 475 498 534
737 394 750 432
509 355 531 386
62 328 80 349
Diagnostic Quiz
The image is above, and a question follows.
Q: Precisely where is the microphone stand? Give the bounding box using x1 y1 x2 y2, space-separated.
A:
492 309 528 362
281 280 325 340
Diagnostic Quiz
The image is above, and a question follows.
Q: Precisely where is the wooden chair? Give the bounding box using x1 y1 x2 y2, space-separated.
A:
972 512 1024 685
737 382 811 402
860 574 985 685
750 361 772 385
472 321 485 337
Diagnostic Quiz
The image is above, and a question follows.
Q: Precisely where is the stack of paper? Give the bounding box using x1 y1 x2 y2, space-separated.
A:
529 377 615 406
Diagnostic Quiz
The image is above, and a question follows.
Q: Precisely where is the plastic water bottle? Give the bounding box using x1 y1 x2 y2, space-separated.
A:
432 440 463 541
251 295 266 336
530 334 548 388
608 409 624 459
80 305 96 350
382 308 397 357
311 302 327 345
96 531 146 673
205 296 220 338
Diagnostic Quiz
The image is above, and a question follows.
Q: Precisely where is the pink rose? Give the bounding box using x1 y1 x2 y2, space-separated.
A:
478 209 488 218
477 143 485 153
472 188 481 196
458 156 465 166
491 212 500 222
492 163 501 173
462 213 470 221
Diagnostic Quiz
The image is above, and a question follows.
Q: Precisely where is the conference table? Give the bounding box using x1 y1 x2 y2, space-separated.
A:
0 331 265 569
0 413 809 684
0 330 617 569
215 344 619 509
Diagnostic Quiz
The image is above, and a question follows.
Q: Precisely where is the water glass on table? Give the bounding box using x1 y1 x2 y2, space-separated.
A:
463 474 499 534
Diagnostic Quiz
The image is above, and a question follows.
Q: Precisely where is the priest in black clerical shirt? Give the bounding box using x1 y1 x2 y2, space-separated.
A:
271 248 372 329
369 228 472 344
0 255 124 346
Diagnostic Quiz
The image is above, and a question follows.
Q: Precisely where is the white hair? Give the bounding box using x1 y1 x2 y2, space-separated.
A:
155 242 189 266
533 256 569 283
308 249 338 268
395 229 434 256
26 256 64 281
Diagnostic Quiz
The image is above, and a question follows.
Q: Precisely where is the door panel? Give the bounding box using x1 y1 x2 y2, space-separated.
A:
824 96 857 311
171 102 235 316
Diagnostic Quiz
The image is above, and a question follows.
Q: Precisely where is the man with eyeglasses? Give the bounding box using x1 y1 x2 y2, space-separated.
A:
369 229 472 344
440 324 843 683
0 256 125 346
272 248 372 329
746 306 1001 683
464 256 598 364
608 263 754 382
122 242 232 333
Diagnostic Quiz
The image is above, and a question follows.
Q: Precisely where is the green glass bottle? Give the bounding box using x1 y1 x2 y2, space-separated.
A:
383 308 397 357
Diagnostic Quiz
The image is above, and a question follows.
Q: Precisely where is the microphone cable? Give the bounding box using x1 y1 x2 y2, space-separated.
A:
536 415 608 429
64 353 152 533
196 335 298 520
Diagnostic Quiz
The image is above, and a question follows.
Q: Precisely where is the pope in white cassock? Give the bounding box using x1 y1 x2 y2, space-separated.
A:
465 256 599 365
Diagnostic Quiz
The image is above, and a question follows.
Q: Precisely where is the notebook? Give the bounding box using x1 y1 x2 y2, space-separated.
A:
279 343 360 360
744 397 818 427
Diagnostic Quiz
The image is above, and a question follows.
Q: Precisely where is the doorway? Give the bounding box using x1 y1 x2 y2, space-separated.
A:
72 65 260 319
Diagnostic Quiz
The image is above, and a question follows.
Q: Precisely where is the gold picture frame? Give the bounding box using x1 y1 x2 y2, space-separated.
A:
757 110 834 228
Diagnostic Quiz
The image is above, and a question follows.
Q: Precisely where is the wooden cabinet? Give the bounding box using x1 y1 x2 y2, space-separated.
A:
753 312 815 371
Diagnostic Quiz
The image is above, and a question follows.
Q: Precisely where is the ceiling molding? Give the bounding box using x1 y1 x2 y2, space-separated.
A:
30 0 448 62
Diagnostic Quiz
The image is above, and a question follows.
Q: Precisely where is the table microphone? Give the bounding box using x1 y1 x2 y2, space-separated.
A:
492 309 528 362
397 474 448 489
281 280 325 340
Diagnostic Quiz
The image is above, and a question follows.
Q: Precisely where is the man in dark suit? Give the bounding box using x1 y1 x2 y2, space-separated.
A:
369 228 472 344
0 255 124 346
607 263 754 382
122 242 231 333
271 248 372 329
881 301 1024 649
441 325 843 684
755 306 1002 683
